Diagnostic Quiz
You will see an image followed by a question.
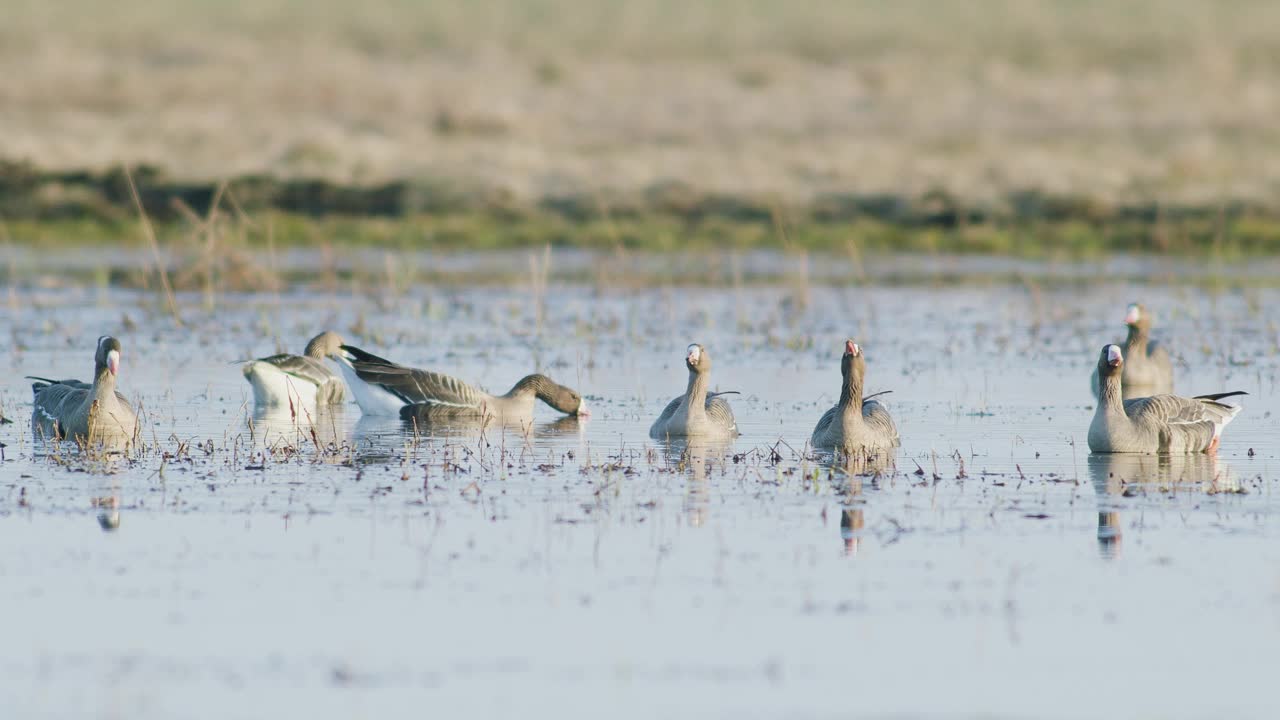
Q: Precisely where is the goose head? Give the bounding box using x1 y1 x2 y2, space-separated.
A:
685 343 711 373
840 339 866 378
96 336 123 377
1098 344 1124 377
1123 303 1152 331
524 375 590 417
305 330 345 359
548 384 590 417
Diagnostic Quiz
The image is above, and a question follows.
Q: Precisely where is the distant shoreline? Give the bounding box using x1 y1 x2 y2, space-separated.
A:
3 161 1279 257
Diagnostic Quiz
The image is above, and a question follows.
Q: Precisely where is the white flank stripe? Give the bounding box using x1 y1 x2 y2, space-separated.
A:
332 356 407 416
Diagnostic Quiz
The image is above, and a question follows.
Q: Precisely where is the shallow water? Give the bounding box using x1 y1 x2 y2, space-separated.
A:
2 272 1279 718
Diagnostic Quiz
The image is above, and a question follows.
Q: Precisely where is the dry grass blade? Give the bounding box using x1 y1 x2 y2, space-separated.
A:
124 165 183 325
529 243 551 337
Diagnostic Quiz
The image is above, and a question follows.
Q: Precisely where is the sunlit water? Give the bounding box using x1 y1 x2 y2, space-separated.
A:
2 273 1279 718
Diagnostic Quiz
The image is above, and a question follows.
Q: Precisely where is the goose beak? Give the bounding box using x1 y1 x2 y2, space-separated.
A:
576 399 591 418
845 340 861 357
1107 345 1123 367
1123 305 1140 325
107 349 120 376
686 344 701 364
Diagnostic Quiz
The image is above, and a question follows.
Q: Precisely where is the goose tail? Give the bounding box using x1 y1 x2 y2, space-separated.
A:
340 344 396 366
1212 403 1243 440
1193 390 1248 402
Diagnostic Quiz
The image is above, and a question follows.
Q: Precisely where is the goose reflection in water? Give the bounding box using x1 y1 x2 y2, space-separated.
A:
250 404 349 448
348 411 588 462
826 464 887 557
654 438 735 528
1088 452 1234 560
840 506 865 557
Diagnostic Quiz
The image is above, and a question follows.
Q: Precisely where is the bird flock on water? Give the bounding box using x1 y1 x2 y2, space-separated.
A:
28 302 1244 458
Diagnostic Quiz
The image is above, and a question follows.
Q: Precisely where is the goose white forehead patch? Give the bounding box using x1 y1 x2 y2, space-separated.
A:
1107 345 1123 363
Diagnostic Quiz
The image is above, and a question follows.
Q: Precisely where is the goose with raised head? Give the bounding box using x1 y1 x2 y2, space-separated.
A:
649 344 738 440
1088 344 1243 454
29 336 137 448
1091 303 1173 398
811 340 898 458
335 344 588 423
243 331 346 408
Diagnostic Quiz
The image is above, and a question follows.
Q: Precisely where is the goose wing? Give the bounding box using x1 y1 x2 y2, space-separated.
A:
651 395 684 434
1146 339 1171 363
862 398 899 446
1124 394 1237 425
400 401 486 424
28 376 91 391
30 379 89 438
705 392 738 435
1126 393 1241 451
345 353 484 408
257 353 339 388
812 404 839 442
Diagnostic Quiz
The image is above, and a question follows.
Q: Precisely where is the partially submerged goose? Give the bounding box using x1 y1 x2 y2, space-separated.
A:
1091 303 1173 398
29 336 137 447
335 344 588 423
243 331 346 408
1088 344 1243 454
811 340 898 458
649 344 738 440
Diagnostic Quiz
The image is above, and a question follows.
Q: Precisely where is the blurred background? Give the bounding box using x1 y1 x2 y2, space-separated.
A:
7 7 1280 720
3 0 1278 255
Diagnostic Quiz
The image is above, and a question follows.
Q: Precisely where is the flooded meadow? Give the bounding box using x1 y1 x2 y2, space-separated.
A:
3 252 1279 718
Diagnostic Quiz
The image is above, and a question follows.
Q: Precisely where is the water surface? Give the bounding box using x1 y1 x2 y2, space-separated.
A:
2 272 1278 718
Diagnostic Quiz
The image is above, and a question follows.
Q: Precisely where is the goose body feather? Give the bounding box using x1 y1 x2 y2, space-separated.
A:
650 391 738 439
30 377 136 447
339 345 587 423
811 398 899 453
1090 344 1241 454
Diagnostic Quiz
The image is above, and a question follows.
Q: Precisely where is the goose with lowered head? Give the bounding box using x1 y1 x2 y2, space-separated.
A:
334 344 588 424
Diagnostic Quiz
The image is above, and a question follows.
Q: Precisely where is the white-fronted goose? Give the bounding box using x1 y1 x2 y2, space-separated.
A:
1091 303 1173 398
335 344 588 422
649 344 739 440
1088 344 1243 454
811 340 899 457
243 331 346 408
29 336 137 447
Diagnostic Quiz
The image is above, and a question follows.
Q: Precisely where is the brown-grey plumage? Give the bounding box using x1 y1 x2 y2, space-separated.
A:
649 344 739 440
1088 344 1242 453
29 336 137 448
1091 303 1173 398
400 373 588 425
811 340 898 458
337 344 588 422
243 331 346 407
